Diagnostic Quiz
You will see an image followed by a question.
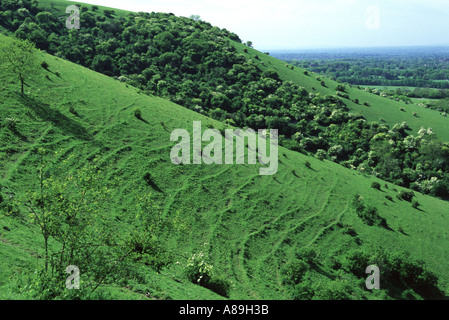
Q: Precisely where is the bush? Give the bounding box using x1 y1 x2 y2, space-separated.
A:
397 190 414 202
352 195 386 227
315 149 326 161
5 117 18 132
69 106 78 116
281 259 309 286
336 84 346 92
133 108 142 119
371 182 381 190
412 200 420 209
295 247 317 265
203 277 230 298
341 249 370 277
384 252 440 296
41 61 49 69
185 250 230 297
103 9 115 17
362 206 386 226
430 179 449 198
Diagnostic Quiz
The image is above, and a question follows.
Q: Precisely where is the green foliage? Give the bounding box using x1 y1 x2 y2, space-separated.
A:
281 259 309 286
185 247 230 297
133 108 142 119
371 182 381 190
336 84 346 92
397 190 415 202
69 106 78 116
0 36 39 94
4 117 18 132
351 195 387 227
287 55 449 90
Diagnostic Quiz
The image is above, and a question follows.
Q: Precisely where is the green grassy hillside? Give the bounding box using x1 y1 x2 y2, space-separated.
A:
1 30 449 300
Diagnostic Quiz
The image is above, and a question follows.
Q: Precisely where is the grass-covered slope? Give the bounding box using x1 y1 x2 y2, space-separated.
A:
1 33 449 300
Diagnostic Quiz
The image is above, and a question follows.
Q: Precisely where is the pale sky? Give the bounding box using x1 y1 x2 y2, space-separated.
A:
69 0 449 50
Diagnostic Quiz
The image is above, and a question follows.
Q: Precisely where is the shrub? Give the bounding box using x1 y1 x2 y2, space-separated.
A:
336 84 346 92
397 190 414 202
103 9 115 17
371 182 381 190
69 106 78 116
295 247 317 265
5 117 18 132
315 149 326 161
185 251 230 297
385 252 440 295
292 281 314 300
143 172 152 184
341 249 370 277
352 195 387 227
362 205 386 226
430 179 449 198
133 108 142 119
304 160 311 169
343 225 357 237
281 259 309 286
412 200 420 209
313 279 355 300
203 277 230 298
185 251 213 285
41 61 49 69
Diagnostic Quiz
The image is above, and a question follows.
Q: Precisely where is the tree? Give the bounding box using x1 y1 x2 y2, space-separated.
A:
0 36 38 94
189 15 201 21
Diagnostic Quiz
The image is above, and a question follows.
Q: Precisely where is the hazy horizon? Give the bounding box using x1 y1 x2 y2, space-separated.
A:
68 0 449 51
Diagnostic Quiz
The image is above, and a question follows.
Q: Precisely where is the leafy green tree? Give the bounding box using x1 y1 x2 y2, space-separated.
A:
0 36 38 94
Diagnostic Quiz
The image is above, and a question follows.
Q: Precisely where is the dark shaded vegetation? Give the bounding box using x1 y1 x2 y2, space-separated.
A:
280 245 444 300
